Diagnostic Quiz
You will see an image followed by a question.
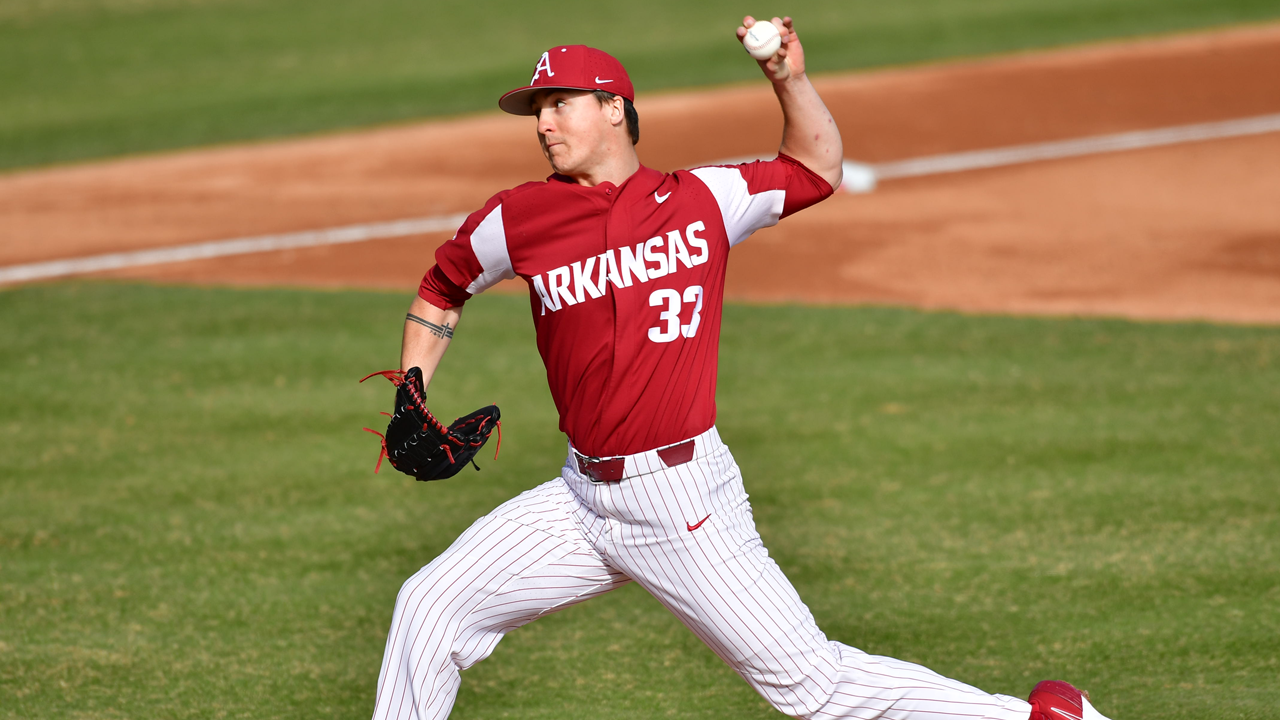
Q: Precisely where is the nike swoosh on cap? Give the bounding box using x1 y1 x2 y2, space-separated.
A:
1049 708 1083 720
595 77 613 83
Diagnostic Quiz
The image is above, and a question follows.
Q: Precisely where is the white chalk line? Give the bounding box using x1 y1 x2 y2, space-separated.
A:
3 112 1279 285
871 112 1280 180
0 214 469 285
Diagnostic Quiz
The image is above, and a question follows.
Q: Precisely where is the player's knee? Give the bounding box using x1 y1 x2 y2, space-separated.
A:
740 660 839 719
392 563 453 624
390 581 426 636
762 682 837 719
390 570 470 662
394 573 425 609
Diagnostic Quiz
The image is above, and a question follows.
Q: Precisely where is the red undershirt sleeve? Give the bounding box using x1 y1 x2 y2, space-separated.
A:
777 153 835 219
417 264 472 309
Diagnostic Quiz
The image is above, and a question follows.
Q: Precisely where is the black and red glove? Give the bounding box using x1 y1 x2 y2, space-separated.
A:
361 367 500 481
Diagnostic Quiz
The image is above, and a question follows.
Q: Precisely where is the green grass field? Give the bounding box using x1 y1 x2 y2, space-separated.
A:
1 283 1277 719
3 0 1280 170
5 0 1280 717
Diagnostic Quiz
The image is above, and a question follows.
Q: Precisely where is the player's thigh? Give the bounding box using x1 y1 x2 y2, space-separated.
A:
650 525 827 675
388 478 629 669
614 463 833 683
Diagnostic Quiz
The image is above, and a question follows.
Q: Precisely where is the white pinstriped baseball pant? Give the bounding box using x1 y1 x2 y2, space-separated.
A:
371 426 1032 720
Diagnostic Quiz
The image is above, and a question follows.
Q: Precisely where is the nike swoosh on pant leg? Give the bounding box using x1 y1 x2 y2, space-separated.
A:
686 514 711 532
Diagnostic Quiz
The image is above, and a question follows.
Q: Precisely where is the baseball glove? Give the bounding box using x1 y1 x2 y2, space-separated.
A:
360 367 500 481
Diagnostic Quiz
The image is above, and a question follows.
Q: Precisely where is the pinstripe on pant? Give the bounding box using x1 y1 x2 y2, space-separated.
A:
371 426 1032 720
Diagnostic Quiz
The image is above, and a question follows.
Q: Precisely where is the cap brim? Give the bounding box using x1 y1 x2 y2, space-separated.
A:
498 85 601 116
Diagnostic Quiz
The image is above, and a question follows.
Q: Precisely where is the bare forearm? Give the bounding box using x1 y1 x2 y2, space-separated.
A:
737 16 844 190
776 75 843 189
401 295 462 391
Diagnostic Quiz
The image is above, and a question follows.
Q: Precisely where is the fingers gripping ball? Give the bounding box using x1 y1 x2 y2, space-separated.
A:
743 20 782 60
360 367 500 481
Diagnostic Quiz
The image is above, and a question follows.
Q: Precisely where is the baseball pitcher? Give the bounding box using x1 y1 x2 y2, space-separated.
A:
366 16 1113 720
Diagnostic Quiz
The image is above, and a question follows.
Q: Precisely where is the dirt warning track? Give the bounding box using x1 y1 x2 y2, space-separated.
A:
2 23 1279 323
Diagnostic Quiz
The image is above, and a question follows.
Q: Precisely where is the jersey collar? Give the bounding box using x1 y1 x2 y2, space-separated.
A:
547 165 665 198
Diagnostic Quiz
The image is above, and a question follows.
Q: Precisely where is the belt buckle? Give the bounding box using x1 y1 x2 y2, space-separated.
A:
576 452 622 484
577 453 602 484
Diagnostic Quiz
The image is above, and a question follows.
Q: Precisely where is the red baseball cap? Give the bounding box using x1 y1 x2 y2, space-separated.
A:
498 45 634 116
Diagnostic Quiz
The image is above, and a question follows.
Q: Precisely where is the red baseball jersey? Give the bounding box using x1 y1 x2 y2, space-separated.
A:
420 155 833 457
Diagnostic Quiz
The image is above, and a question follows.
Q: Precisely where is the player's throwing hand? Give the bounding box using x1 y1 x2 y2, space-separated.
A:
737 16 805 82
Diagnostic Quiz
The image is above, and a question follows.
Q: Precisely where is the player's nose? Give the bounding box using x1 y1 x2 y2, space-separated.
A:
537 113 555 136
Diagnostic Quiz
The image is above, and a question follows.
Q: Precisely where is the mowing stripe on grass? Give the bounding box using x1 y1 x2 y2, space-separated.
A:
3 112 1279 286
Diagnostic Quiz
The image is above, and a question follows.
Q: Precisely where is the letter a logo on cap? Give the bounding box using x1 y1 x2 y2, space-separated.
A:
530 51 554 85
501 45 633 116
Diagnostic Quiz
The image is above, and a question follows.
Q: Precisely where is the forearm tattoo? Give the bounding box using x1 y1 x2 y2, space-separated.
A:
406 313 454 340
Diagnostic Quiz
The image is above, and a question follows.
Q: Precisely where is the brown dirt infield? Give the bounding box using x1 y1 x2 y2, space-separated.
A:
2 23 1279 323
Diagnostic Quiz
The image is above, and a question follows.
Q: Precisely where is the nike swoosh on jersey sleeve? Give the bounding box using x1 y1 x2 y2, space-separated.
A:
689 165 785 247
465 204 516 294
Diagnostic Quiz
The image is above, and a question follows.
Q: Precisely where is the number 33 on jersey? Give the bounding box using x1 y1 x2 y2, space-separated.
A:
421 155 833 458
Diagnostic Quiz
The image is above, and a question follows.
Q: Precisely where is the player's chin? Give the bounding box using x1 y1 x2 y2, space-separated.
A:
546 149 578 175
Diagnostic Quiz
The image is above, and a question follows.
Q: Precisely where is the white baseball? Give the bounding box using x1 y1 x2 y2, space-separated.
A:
742 20 782 60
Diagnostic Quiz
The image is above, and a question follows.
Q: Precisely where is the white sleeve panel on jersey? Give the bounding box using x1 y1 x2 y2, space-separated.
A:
465 204 516 294
689 166 786 247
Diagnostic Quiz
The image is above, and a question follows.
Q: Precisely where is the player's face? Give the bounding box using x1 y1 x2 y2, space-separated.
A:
531 90 615 177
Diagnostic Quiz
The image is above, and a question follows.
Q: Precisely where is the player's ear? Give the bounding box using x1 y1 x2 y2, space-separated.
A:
609 95 626 127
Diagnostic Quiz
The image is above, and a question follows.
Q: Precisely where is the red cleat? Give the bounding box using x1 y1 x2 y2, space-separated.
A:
1028 680 1114 720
